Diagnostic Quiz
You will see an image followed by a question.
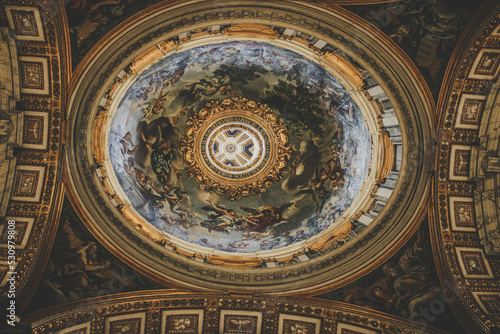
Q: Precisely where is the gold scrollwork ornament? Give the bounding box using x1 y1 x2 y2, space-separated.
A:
180 96 291 200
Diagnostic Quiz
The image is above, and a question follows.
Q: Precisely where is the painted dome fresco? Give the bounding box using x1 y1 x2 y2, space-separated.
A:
108 41 371 254
66 1 433 293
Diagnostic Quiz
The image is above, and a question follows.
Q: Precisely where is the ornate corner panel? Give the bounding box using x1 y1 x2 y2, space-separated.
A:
27 198 166 311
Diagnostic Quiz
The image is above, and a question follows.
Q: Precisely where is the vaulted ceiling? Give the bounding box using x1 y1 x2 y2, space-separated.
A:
0 1 499 333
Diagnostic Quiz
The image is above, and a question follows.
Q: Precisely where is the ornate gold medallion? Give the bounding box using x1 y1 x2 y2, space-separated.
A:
181 96 291 199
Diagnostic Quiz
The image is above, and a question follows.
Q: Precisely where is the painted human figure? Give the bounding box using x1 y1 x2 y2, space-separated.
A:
141 129 179 185
293 229 310 242
382 230 441 317
318 151 345 188
466 258 482 275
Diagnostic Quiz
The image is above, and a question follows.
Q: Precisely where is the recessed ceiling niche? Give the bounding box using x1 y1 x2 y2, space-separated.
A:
66 0 433 294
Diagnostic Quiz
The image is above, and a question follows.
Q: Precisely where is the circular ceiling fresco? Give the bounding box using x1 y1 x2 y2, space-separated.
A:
107 41 370 254
66 0 433 293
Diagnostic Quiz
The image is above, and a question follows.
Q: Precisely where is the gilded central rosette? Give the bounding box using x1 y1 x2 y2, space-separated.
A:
180 96 291 200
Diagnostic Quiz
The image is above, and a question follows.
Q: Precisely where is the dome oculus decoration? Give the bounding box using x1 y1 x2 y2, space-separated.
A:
205 118 269 177
181 96 291 199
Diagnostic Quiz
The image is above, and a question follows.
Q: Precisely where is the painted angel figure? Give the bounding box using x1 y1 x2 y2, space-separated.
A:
140 125 181 185
119 132 137 157
239 203 293 233
140 88 170 117
200 200 241 233
161 186 193 219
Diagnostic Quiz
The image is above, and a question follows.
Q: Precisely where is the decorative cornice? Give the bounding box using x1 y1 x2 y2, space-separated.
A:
24 290 447 334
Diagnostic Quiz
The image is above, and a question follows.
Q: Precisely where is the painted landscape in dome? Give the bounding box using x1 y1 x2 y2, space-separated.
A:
108 41 371 253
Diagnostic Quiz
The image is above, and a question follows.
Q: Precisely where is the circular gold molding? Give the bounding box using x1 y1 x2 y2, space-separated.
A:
181 96 291 200
65 0 433 294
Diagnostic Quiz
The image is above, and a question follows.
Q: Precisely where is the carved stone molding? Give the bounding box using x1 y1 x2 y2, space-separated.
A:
0 1 68 311
432 1 500 332
471 77 500 256
24 291 444 334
